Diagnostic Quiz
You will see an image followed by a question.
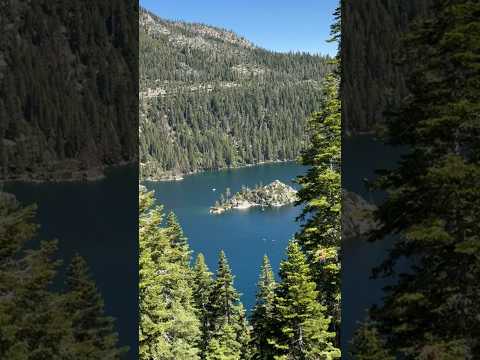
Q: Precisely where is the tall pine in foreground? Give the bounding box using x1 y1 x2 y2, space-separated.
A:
270 241 340 360
0 194 72 358
193 253 214 359
0 193 125 358
139 187 201 360
251 255 277 360
65 255 127 359
354 0 480 358
295 72 341 334
207 251 252 360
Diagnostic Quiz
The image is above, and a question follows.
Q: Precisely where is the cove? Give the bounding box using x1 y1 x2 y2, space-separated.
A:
144 162 308 312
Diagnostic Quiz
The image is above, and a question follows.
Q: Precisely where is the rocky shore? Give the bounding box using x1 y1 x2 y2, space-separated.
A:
342 190 378 239
210 180 297 214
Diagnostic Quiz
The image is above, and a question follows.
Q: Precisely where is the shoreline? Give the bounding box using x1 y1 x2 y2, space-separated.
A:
1 160 136 185
142 159 298 183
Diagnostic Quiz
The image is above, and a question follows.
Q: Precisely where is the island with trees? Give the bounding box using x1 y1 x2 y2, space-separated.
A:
209 180 298 214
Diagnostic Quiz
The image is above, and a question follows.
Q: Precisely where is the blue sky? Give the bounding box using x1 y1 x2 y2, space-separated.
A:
140 0 339 56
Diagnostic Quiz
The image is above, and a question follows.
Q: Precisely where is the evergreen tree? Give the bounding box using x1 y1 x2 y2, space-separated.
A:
349 322 394 360
165 211 190 265
359 0 480 357
0 192 125 358
64 254 127 359
193 253 214 359
251 255 277 360
208 250 252 359
295 73 341 333
0 193 72 359
270 241 340 360
139 187 201 360
206 324 242 360
210 251 240 328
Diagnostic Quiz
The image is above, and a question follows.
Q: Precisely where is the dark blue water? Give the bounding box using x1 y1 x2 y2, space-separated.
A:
342 135 405 357
144 162 307 312
4 165 138 359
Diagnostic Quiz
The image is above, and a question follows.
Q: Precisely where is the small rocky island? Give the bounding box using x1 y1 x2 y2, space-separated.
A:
210 180 298 214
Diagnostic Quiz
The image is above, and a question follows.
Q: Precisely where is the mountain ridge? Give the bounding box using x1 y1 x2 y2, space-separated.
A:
139 7 335 180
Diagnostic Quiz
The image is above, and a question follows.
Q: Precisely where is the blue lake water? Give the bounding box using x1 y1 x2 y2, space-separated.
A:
4 165 138 359
2 136 405 358
144 162 308 312
342 135 405 356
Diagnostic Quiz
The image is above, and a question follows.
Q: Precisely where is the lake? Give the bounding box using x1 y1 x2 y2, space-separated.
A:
342 135 405 356
144 162 308 312
2 135 403 358
146 136 404 357
4 165 139 359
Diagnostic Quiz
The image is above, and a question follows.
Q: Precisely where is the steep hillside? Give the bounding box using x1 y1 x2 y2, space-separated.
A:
0 0 138 182
342 0 433 135
139 8 335 180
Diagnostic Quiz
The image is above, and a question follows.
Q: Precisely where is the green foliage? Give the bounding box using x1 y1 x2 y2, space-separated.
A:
193 254 214 359
139 188 201 360
208 251 252 359
64 255 128 359
296 73 341 335
269 241 340 360
0 193 124 358
209 251 241 328
0 1 137 180
251 256 277 360
139 8 335 179
358 0 480 357
349 322 394 360
342 0 433 134
206 324 242 360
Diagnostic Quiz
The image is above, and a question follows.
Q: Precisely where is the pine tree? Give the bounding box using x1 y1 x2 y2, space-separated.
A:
139 187 201 360
208 250 252 359
64 254 127 359
193 253 214 359
269 241 340 360
0 193 91 358
206 324 242 360
295 73 341 332
165 211 190 265
209 250 240 328
349 322 394 360
251 255 277 360
361 0 480 357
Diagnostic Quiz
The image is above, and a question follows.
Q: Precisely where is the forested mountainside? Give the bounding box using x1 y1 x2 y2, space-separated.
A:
342 0 433 134
0 1 138 182
139 8 335 180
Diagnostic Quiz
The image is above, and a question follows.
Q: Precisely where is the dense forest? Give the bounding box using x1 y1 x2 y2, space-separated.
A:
0 0 138 181
351 0 480 358
139 70 342 359
0 192 126 358
341 0 433 134
139 8 335 180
